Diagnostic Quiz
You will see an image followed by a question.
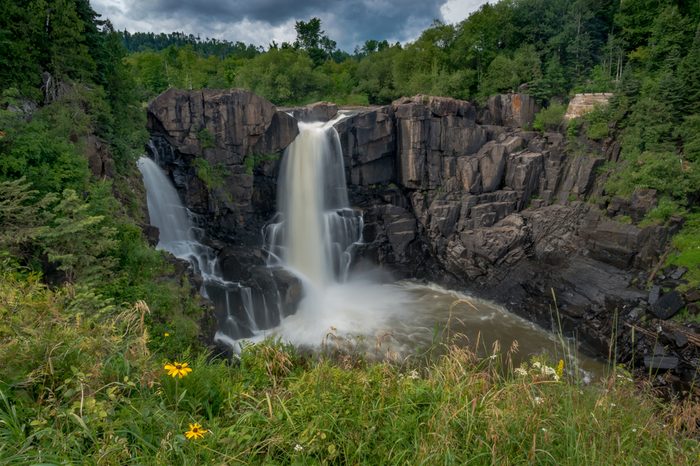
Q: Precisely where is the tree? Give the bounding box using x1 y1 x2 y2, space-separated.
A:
293 18 337 65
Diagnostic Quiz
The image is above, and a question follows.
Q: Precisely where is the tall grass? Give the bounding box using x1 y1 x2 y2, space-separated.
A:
1 265 698 464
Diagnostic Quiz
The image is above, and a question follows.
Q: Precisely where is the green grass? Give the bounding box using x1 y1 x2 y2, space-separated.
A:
667 213 700 290
1 265 698 465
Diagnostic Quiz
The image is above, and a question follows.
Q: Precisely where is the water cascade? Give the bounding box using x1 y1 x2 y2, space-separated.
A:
263 117 362 288
137 156 263 339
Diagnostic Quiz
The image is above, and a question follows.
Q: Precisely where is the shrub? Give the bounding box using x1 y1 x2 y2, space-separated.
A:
533 103 567 132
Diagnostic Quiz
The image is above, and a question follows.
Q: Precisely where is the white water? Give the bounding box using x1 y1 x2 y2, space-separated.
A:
137 156 260 338
264 117 361 288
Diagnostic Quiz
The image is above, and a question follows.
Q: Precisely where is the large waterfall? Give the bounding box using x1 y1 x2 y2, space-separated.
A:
263 117 362 288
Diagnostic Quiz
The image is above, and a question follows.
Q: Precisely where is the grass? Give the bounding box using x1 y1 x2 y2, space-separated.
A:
667 213 700 290
1 264 699 464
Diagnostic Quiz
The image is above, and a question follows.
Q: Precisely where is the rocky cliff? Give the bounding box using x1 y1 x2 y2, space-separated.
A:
146 89 698 390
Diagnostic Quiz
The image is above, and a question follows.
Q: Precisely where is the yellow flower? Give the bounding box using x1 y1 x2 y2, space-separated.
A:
164 332 170 337
185 422 206 440
164 361 192 378
556 359 565 378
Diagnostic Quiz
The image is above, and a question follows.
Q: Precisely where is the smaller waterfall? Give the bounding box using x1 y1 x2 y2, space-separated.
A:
137 156 264 341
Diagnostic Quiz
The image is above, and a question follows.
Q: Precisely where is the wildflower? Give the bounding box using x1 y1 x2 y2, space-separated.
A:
164 332 170 337
534 396 544 405
556 359 564 378
164 361 192 378
515 367 528 377
489 354 497 361
541 427 547 432
610 403 616 408
408 370 420 380
185 422 206 440
632 428 637 433
532 361 542 370
294 444 304 452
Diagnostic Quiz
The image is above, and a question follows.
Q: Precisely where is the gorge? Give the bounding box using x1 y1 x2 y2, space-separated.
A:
144 88 697 384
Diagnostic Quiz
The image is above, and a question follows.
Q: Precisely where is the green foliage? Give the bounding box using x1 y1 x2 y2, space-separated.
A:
606 150 699 201
193 158 226 190
37 189 117 283
244 153 280 175
533 103 566 132
667 213 700 289
197 128 215 149
643 197 683 225
0 280 697 465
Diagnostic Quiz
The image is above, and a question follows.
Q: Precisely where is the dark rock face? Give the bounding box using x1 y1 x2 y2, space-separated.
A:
282 101 338 122
146 90 697 394
651 291 685 320
335 105 396 186
147 88 298 242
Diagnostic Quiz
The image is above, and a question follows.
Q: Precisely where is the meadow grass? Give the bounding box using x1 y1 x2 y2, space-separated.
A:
1 267 699 465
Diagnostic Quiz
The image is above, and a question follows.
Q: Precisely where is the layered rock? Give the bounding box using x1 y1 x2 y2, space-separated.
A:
147 88 298 241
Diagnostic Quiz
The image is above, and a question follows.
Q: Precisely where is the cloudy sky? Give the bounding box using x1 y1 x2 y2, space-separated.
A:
92 0 490 51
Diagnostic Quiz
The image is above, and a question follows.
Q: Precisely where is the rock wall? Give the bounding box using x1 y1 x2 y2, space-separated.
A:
147 88 298 242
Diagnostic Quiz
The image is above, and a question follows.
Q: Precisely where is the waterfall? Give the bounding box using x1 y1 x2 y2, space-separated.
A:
263 117 363 288
137 124 600 374
137 156 260 340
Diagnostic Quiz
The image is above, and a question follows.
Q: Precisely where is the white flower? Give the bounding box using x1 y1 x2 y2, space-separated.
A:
610 403 616 408
542 366 556 377
632 428 637 433
534 396 543 405
294 444 304 452
514 367 528 377
489 354 497 360
532 362 542 370
408 370 420 380
541 428 547 432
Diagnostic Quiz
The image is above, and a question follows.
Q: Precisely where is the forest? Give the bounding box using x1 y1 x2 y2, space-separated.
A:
0 0 699 463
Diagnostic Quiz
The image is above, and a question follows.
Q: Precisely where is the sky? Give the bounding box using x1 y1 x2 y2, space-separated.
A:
92 0 491 51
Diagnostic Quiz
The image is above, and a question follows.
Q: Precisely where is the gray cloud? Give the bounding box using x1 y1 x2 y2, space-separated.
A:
93 0 488 51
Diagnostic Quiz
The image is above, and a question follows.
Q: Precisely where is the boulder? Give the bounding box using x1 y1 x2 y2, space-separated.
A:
651 291 685 320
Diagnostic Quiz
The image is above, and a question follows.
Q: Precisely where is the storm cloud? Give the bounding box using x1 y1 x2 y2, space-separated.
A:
92 0 490 51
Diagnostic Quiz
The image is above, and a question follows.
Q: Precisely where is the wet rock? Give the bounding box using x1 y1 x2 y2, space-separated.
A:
643 355 679 371
283 101 338 122
651 291 685 320
142 224 160 247
648 285 661 305
270 267 303 317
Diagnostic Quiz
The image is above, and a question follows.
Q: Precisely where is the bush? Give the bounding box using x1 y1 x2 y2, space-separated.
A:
533 103 567 132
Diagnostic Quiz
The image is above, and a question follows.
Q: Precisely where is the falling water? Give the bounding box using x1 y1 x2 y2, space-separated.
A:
137 156 260 339
264 116 362 288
